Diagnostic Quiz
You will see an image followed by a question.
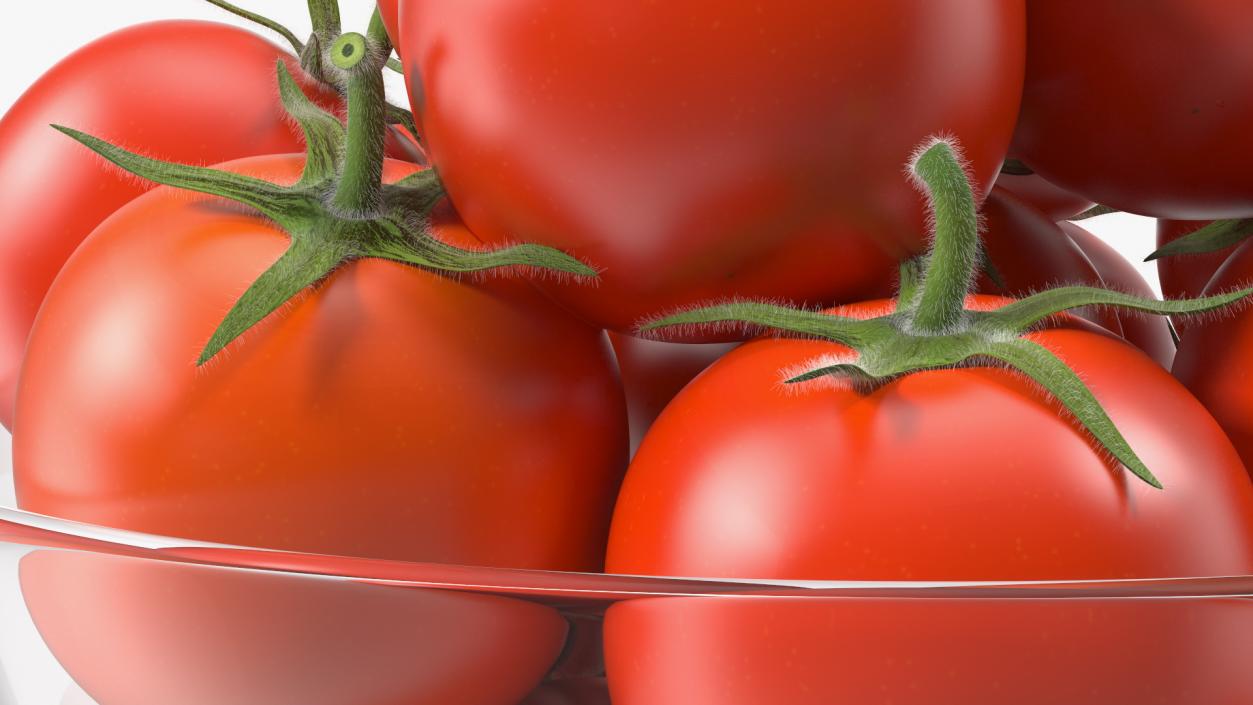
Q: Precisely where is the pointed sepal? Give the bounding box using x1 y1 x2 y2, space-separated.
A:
52 125 295 223
275 60 345 186
986 285 1253 332
1145 218 1253 261
198 234 353 365
639 301 873 347
981 339 1161 488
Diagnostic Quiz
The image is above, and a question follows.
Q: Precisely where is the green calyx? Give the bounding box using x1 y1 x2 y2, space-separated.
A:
55 12 594 367
641 139 1253 490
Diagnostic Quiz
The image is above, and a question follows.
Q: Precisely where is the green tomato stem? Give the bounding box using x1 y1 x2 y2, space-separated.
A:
908 140 981 335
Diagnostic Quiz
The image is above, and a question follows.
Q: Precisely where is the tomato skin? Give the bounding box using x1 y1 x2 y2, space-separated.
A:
993 170 1092 221
610 334 736 454
398 1 1025 332
1174 240 1253 477
980 190 1173 367
605 298 1253 582
1014 1 1253 218
14 156 628 570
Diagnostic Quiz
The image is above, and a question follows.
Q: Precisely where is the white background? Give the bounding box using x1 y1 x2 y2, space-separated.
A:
0 0 1161 486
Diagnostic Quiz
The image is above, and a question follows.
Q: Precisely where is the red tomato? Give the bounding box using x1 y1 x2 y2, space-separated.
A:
979 190 1174 367
1014 2 1253 218
610 334 737 454
992 170 1092 221
1174 239 1253 475
14 156 628 570
606 298 1253 582
0 21 420 430
397 1 1025 332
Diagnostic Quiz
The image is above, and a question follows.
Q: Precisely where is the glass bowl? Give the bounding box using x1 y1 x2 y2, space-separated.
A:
1 503 1250 705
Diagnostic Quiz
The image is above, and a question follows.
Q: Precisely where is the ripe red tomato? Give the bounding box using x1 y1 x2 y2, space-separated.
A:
0 21 422 430
1014 2 1253 218
610 334 736 454
397 1 1025 332
1174 240 1253 474
606 298 1253 582
14 155 628 570
992 170 1092 221
980 190 1173 367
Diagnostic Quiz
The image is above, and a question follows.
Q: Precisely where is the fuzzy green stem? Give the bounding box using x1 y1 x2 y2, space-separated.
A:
909 141 980 335
330 27 388 216
307 0 342 36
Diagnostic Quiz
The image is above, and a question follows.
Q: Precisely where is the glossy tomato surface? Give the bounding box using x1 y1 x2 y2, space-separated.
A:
398 1 1025 331
1174 240 1253 477
14 156 628 571
378 0 402 51
1014 1 1253 218
993 169 1092 221
979 190 1173 367
606 298 1253 581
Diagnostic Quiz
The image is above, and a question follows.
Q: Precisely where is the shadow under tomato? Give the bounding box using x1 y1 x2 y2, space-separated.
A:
605 594 1253 705
21 550 568 705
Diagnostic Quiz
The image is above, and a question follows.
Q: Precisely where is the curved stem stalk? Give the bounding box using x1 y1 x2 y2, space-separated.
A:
909 140 980 334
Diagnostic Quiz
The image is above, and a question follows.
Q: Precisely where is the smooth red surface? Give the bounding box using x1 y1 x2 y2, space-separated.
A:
22 550 568 705
610 334 736 454
979 190 1173 367
605 596 1253 705
0 22 342 430
1063 221 1176 366
1015 1 1253 218
993 170 1092 221
398 1 1025 332
1174 240 1253 477
14 156 628 571
606 297 1253 582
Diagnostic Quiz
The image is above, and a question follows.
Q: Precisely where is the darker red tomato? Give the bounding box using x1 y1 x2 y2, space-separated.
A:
992 169 1092 221
606 298 1253 582
980 190 1173 367
1174 239 1253 475
397 1 1025 332
1014 1 1253 218
0 21 422 430
14 155 628 570
610 334 736 454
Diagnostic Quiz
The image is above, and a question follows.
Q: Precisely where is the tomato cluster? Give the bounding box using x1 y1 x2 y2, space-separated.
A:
3 2 1253 705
